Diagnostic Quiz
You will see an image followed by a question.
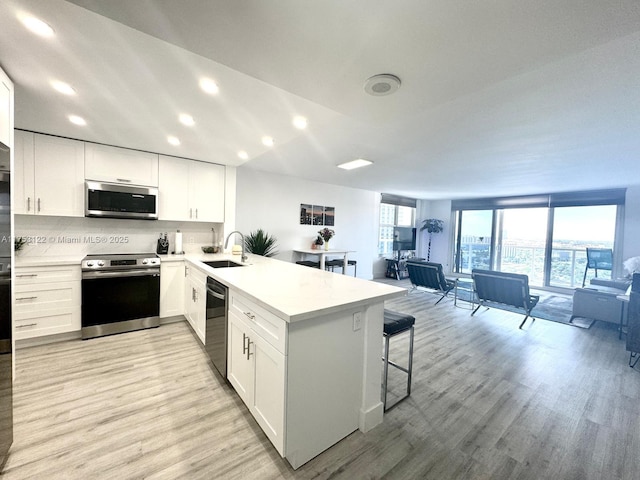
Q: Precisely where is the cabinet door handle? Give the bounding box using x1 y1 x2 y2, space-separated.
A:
16 323 38 328
37 198 41 212
243 333 253 360
189 208 193 219
195 208 198 219
184 266 189 277
16 296 38 301
27 197 31 212
116 178 131 183
244 311 255 320
17 274 38 278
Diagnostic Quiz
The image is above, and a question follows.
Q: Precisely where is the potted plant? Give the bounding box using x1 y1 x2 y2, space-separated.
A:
318 228 335 251
244 229 279 257
14 236 27 253
420 219 444 261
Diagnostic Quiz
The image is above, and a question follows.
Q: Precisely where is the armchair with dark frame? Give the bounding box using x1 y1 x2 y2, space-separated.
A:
582 248 613 287
405 260 456 304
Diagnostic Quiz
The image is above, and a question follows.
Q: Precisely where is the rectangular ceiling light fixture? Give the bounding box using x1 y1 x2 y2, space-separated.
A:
337 158 373 170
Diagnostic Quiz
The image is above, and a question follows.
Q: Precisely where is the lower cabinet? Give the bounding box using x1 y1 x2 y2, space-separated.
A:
160 261 184 318
14 265 81 339
227 293 286 455
184 263 206 343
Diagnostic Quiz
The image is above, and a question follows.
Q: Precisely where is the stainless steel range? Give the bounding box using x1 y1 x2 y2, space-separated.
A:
81 253 161 339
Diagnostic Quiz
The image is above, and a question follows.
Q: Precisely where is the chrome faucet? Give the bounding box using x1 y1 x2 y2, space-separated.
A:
225 231 247 262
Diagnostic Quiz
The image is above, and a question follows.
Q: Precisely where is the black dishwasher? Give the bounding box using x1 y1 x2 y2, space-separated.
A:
205 277 228 379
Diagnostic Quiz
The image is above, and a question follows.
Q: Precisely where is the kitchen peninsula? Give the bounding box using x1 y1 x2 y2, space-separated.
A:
178 253 406 469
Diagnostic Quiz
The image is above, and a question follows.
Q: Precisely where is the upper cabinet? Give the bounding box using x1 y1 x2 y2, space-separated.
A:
14 131 84 216
158 155 225 222
85 143 158 187
0 67 12 148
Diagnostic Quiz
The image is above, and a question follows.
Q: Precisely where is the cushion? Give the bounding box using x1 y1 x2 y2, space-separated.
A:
383 309 415 335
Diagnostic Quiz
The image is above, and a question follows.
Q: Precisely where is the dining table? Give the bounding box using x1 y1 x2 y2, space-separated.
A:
293 248 354 273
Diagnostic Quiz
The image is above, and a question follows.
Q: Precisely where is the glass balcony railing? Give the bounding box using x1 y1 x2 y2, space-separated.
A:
457 243 612 288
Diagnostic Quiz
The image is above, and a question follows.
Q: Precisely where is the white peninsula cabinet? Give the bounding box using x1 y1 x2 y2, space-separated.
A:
85 143 158 186
158 155 225 222
188 254 406 469
14 131 85 216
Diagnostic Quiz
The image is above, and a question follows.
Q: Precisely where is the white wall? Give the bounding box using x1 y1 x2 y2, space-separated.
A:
235 168 379 279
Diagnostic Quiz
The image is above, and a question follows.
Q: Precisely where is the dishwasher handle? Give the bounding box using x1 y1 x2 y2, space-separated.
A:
206 286 226 300
206 277 228 300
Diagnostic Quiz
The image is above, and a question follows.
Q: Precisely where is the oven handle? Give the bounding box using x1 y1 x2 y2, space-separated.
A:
82 269 160 279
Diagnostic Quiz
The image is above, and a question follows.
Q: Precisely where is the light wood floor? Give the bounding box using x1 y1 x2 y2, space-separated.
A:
3 286 640 479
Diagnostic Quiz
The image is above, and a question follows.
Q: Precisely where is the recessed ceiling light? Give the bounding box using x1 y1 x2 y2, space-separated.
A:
238 150 249 160
18 13 54 37
337 158 373 170
292 116 308 130
199 78 219 95
68 115 86 126
364 74 401 96
167 136 180 146
179 113 195 126
261 136 274 147
51 80 76 95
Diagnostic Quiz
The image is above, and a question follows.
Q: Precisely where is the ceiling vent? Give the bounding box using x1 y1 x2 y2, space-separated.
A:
364 74 401 96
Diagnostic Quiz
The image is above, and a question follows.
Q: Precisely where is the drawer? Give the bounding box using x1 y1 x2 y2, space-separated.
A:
15 265 81 285
14 308 80 340
230 291 287 354
14 281 80 315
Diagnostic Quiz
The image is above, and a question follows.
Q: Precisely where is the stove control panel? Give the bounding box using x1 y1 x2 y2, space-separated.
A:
81 255 160 270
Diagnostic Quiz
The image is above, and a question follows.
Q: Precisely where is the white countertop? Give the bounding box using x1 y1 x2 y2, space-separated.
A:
183 253 407 323
15 255 84 267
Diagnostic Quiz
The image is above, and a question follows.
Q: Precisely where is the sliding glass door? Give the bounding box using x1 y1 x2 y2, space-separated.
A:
549 205 616 287
454 210 493 274
453 191 622 289
496 208 548 285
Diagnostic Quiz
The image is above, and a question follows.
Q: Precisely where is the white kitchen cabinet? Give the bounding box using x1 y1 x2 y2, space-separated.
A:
85 142 158 186
0 68 12 148
160 261 184 318
227 291 286 455
14 265 81 340
184 263 206 343
158 155 225 222
14 132 85 217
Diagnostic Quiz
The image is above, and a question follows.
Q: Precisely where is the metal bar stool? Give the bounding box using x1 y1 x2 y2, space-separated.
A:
382 309 415 411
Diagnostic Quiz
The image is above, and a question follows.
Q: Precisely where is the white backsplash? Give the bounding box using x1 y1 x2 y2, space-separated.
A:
15 215 223 257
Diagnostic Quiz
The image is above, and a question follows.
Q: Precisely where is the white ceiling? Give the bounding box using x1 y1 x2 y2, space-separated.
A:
1 0 640 200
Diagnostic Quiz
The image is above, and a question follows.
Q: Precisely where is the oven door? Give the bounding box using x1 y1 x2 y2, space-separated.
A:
81 269 160 339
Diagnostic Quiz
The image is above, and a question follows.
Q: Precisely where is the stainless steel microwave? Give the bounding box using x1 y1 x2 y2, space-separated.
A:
85 181 158 220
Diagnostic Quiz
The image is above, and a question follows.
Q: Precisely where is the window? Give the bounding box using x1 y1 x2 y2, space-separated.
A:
379 195 416 256
452 189 624 288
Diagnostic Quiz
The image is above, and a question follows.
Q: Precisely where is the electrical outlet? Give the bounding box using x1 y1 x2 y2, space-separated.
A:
188 236 194 244
353 311 362 331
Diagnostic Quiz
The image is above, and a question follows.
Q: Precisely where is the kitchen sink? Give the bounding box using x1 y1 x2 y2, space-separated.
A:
203 260 245 268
